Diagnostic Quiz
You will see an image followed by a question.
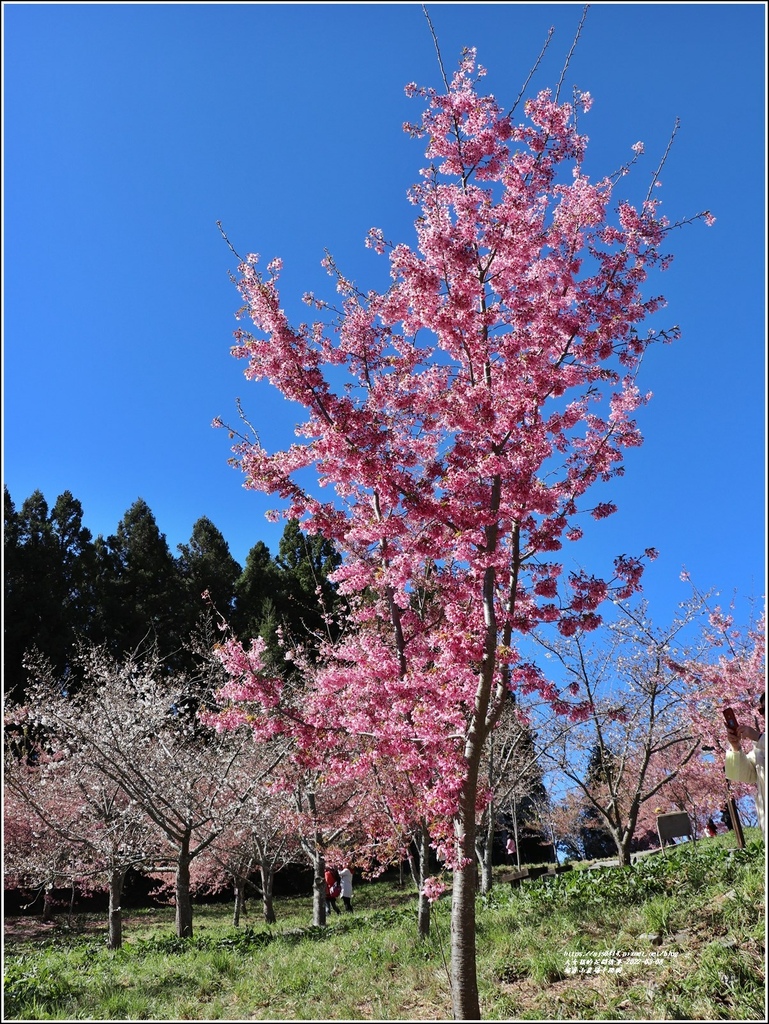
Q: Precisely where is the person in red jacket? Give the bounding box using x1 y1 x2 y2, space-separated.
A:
324 865 341 915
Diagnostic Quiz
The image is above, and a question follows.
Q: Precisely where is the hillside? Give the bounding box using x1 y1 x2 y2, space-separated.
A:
3 832 765 1020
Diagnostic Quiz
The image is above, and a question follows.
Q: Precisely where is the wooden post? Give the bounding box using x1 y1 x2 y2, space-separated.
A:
512 791 521 870
725 796 746 849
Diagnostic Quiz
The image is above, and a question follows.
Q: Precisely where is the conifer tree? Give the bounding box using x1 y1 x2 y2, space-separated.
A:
3 488 96 699
92 498 187 662
232 540 281 642
275 519 342 652
580 742 619 859
177 516 242 626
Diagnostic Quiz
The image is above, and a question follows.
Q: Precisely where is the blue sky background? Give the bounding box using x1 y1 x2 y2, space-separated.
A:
3 2 766 627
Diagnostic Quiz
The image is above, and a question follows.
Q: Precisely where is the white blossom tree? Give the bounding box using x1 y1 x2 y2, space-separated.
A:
4 742 158 948
17 645 262 938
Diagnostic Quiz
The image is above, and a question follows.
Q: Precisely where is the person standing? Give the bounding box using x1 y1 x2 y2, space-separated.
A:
339 863 354 912
324 865 342 915
725 692 765 839
505 835 517 863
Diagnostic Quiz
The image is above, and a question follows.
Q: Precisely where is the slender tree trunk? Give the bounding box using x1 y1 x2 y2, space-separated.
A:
42 885 55 923
449 537 505 1020
478 808 495 895
175 836 194 938
260 862 276 924
479 735 495 896
621 807 642 866
312 849 327 927
407 847 418 886
107 868 126 950
512 793 521 870
618 837 632 867
233 879 246 927
415 824 431 940
608 819 632 867
407 828 432 937
68 881 77 928
451 759 482 1021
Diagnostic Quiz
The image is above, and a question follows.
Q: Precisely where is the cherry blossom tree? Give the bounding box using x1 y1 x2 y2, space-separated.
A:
673 599 766 830
474 693 572 890
333 753 439 937
639 738 725 838
216 38 712 1017
206 625 441 933
18 644 262 939
285 771 357 927
677 604 765 748
2 779 84 925
534 599 721 865
4 744 156 949
200 739 302 925
531 786 590 862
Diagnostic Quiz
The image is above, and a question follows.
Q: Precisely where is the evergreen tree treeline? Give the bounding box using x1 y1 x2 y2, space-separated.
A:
580 742 619 859
3 487 341 701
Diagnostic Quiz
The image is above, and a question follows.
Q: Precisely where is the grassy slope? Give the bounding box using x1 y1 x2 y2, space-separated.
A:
3 831 765 1021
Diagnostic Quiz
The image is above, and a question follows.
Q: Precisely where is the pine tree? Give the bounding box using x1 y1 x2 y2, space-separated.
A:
177 517 242 626
231 522 342 670
580 743 618 859
3 489 97 699
92 498 187 663
49 491 98 649
274 519 341 651
3 487 26 699
232 540 281 642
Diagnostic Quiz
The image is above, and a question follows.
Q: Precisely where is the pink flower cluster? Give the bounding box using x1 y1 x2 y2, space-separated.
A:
213 47 712 861
422 876 448 903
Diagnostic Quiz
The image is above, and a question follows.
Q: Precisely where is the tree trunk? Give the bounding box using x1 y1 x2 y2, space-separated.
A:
449 541 504 1020
450 761 482 1021
512 794 521 870
479 807 495 895
609 823 632 867
415 825 431 940
312 849 326 927
107 868 126 950
175 836 194 938
618 836 632 867
41 885 55 923
260 862 276 924
407 847 418 886
233 879 246 927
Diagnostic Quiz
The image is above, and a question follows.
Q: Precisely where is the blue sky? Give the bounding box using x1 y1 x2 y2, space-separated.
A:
3 2 766 626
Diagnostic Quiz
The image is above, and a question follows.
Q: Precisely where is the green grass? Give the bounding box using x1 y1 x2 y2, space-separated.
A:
4 831 765 1020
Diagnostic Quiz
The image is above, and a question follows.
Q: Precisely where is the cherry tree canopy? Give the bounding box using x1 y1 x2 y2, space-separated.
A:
214 49 713 1020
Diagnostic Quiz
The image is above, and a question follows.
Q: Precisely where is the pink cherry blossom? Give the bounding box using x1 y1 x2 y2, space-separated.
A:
422 876 448 903
213 48 713 1021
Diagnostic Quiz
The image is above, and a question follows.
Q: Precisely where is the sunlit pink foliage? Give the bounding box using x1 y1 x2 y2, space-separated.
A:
672 605 766 823
2 779 80 898
678 612 765 745
215 48 711 1016
215 47 696 827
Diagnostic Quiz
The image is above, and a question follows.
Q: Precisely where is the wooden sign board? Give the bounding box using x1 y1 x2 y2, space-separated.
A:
656 811 692 846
